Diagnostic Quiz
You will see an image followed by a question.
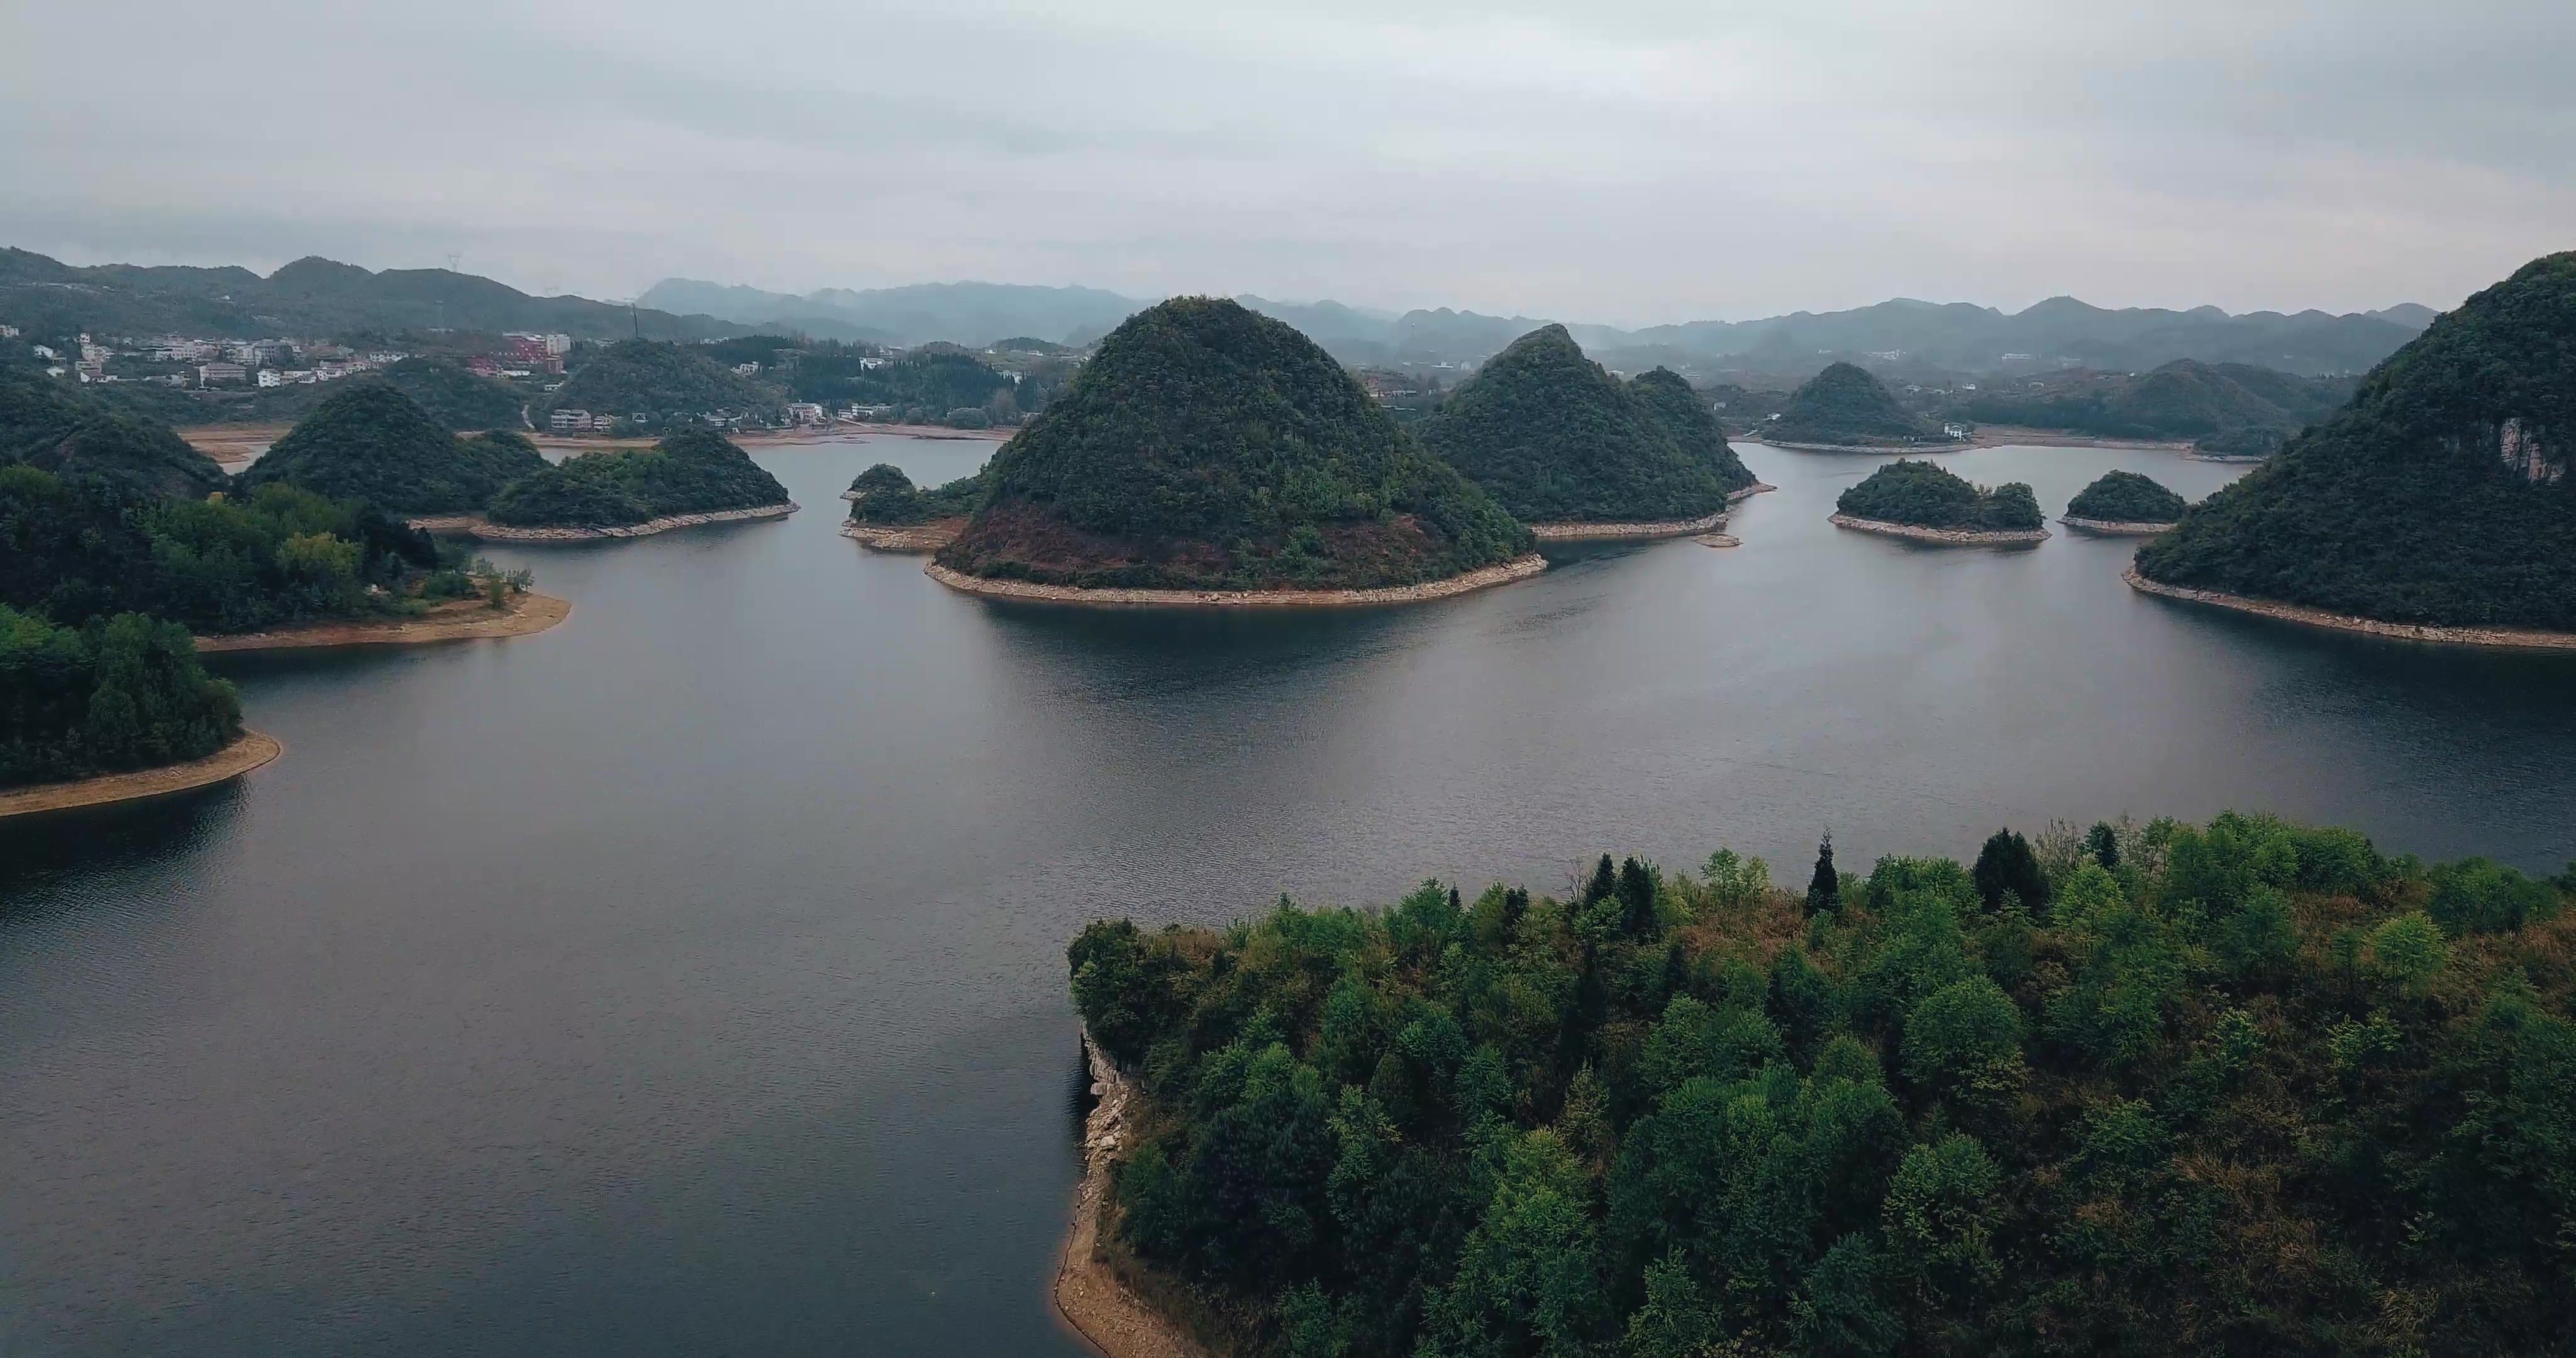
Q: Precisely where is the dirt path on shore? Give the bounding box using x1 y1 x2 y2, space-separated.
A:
2124 568 2576 650
926 554 1545 608
0 731 282 820
1057 1032 1204 1358
1829 514 2048 545
196 593 570 653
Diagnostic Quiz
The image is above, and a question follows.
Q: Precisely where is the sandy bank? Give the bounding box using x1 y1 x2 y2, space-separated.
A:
0 731 281 821
1528 509 1728 541
175 425 280 463
841 517 964 553
2124 568 2576 651
1829 514 2048 545
2061 516 2177 536
926 553 1545 609
1757 438 1970 454
1056 1030 1204 1358
1696 534 1741 548
196 592 570 653
1729 482 1779 501
410 503 796 541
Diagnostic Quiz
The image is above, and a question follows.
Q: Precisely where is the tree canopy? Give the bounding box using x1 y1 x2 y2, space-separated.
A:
236 382 545 514
1836 460 2042 531
1767 363 1933 446
2065 470 2188 524
1069 811 2576 1357
486 428 790 527
1 604 242 787
1418 327 1732 524
2135 251 2576 628
545 340 784 422
845 461 989 526
936 297 1529 591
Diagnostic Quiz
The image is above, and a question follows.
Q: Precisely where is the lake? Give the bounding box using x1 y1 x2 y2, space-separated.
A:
5 434 2573 1355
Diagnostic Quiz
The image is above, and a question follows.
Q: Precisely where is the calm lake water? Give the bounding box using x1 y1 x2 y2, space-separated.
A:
5 434 2574 1355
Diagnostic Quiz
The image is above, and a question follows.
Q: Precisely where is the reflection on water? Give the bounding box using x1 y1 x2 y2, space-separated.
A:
3 433 2572 1355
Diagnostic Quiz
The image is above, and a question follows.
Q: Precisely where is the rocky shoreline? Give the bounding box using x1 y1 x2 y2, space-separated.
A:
0 731 282 820
841 518 965 553
410 502 797 541
1528 509 1729 541
196 592 572 652
1829 514 2050 545
2060 516 2178 536
924 553 1547 608
2123 568 2576 650
1055 1030 1202 1358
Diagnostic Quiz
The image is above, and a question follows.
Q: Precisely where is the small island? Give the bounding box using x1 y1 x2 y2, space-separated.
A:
841 461 987 552
1833 458 2048 543
1763 361 1965 450
2061 469 2188 533
1419 327 1738 538
931 297 1538 605
2134 249 2576 643
1059 814 2576 1358
440 428 797 540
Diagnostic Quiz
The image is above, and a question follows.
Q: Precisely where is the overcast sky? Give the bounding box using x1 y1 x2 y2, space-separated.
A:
4 1 2569 325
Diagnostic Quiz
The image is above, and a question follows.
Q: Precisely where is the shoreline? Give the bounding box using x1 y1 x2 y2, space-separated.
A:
2060 516 2178 536
411 502 796 541
841 517 965 553
196 592 571 653
1528 509 1728 541
1055 1030 1203 1358
925 553 1546 609
2123 568 2576 651
0 731 281 821
1757 438 1968 454
1829 514 2049 545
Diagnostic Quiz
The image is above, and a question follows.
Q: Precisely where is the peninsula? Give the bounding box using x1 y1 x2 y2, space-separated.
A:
1418 326 1735 537
931 297 1536 604
1062 813 2576 1357
441 428 797 539
0 604 262 814
2134 250 2576 638
2061 469 2188 534
842 461 986 552
1833 458 2048 543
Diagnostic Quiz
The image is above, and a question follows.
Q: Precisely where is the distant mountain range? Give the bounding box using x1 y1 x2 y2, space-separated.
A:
0 245 2433 379
0 249 745 343
640 277 2434 376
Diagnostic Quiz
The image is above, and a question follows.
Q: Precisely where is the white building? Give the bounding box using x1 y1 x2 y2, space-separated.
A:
544 333 571 356
785 402 826 425
550 409 593 431
257 369 283 387
197 362 248 385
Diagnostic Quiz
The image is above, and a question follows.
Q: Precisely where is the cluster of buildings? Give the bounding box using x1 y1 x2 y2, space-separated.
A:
468 333 572 380
26 331 402 389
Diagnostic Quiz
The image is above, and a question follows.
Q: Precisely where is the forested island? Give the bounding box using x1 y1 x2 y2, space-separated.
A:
475 429 795 538
1763 363 1956 450
2133 251 2576 639
2062 471 2187 533
1063 814 2576 1358
1418 328 1735 534
841 462 988 551
1833 460 2046 543
931 298 1536 602
238 383 545 514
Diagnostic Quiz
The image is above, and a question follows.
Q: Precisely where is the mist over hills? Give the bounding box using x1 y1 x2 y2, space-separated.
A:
641 274 2432 375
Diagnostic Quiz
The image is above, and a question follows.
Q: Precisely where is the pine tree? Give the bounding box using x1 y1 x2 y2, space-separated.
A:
2085 822 2120 871
1806 832 1840 915
1585 854 1618 905
1618 857 1657 936
1972 829 2051 913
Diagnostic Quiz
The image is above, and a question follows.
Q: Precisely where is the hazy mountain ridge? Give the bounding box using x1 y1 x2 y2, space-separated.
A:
643 273 2434 374
0 249 744 342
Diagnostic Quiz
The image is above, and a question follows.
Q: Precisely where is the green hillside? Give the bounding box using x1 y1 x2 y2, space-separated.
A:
937 297 1528 591
0 368 228 499
546 340 783 423
1767 362 1935 445
238 383 545 513
2136 251 2576 628
1067 811 2576 1356
1950 360 2350 446
1418 326 1730 523
2066 470 2188 524
1838 458 2042 531
1627 368 1759 494
487 429 790 528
